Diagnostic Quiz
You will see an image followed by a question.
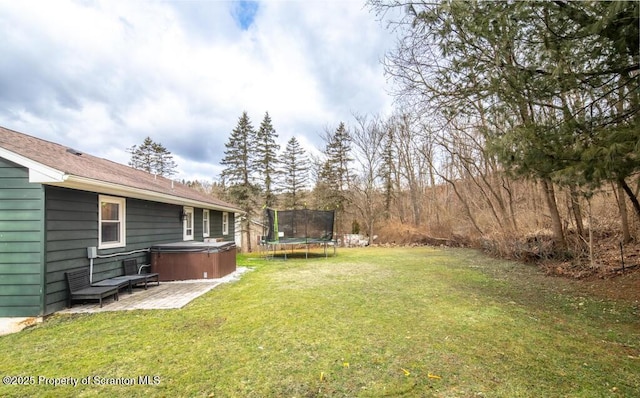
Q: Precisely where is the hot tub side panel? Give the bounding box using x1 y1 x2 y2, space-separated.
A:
151 248 236 281
217 247 237 278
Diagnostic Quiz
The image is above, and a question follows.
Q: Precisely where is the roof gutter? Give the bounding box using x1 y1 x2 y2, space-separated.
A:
50 175 242 213
0 146 242 213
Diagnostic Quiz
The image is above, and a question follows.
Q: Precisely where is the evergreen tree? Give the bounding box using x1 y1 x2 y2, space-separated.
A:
255 112 280 208
152 141 179 177
280 136 309 209
319 122 352 199
380 121 395 220
220 111 257 187
127 136 178 177
316 122 353 236
220 111 259 252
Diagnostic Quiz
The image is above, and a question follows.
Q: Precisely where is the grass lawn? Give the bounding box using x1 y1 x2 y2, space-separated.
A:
1 247 638 397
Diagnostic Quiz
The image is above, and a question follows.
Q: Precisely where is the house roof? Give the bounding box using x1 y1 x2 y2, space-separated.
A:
0 126 241 213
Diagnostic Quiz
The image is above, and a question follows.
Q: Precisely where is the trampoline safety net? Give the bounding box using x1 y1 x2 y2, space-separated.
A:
264 208 335 243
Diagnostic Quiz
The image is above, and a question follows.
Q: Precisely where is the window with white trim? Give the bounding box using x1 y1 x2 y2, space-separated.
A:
202 209 210 238
99 195 126 249
222 212 229 235
183 207 194 241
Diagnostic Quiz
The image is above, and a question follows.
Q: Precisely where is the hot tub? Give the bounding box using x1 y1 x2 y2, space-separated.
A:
150 241 236 281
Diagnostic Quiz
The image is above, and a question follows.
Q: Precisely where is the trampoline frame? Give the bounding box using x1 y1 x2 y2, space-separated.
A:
261 208 337 259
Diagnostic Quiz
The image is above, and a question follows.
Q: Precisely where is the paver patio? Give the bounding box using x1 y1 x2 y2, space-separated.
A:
57 267 251 314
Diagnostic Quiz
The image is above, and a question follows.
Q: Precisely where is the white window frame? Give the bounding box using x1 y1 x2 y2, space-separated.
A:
222 212 229 235
202 209 210 238
98 195 126 249
183 206 194 241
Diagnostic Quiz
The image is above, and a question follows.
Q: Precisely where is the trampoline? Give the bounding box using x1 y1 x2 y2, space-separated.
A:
262 208 336 259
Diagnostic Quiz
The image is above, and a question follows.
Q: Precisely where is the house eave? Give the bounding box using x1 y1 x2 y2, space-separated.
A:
50 175 241 213
0 147 66 183
0 147 241 213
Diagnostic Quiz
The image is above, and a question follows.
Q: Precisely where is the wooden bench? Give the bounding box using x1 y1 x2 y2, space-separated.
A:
65 268 119 308
92 277 133 294
121 259 160 289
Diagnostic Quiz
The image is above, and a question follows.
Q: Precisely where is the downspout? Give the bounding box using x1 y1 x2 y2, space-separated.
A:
39 185 47 316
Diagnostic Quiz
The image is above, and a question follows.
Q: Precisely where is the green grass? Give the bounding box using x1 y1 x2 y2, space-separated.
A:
1 247 638 397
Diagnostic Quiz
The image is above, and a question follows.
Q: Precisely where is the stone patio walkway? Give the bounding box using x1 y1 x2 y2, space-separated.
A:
57 267 251 314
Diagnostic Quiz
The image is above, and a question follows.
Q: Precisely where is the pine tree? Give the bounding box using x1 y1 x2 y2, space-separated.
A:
380 122 395 220
220 111 259 252
152 141 178 177
128 136 178 177
255 112 280 208
315 121 352 241
318 122 352 207
280 136 309 209
221 111 256 188
324 122 353 192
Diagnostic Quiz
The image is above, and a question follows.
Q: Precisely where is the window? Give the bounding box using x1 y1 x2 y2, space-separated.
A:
202 209 210 238
222 212 229 235
183 207 194 241
99 195 126 249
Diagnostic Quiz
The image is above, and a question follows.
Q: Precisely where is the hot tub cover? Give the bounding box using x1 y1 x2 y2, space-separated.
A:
150 241 235 253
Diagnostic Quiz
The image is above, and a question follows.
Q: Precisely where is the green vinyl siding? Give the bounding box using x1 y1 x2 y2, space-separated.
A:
43 189 186 313
209 211 235 241
0 262 41 274
127 199 182 245
194 208 203 239
44 187 98 314
0 158 45 317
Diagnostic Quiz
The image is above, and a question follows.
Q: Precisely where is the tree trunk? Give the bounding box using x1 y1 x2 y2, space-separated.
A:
501 175 518 233
447 178 484 235
367 218 375 245
619 177 640 223
530 180 542 228
615 182 632 243
541 179 566 250
244 219 252 253
409 182 421 227
569 186 585 239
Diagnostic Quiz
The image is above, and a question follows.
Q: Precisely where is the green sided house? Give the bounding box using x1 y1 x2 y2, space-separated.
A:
0 126 241 317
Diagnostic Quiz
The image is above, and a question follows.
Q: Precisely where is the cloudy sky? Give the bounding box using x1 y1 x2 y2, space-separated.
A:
0 0 398 182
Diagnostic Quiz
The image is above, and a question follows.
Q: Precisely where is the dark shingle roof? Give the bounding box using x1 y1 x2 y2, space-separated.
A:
0 126 240 212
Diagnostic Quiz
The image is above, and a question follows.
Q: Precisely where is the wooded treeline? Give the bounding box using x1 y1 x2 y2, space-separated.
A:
201 1 639 268
350 1 640 266
363 0 639 265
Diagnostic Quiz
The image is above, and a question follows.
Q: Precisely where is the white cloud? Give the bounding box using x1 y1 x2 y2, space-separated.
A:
0 0 396 182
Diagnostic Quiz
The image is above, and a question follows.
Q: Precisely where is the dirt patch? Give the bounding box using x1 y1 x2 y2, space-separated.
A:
579 271 640 302
545 264 640 304
541 237 640 303
541 230 640 271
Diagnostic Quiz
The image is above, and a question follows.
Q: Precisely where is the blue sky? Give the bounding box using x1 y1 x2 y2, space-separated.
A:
0 0 397 182
234 1 259 29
